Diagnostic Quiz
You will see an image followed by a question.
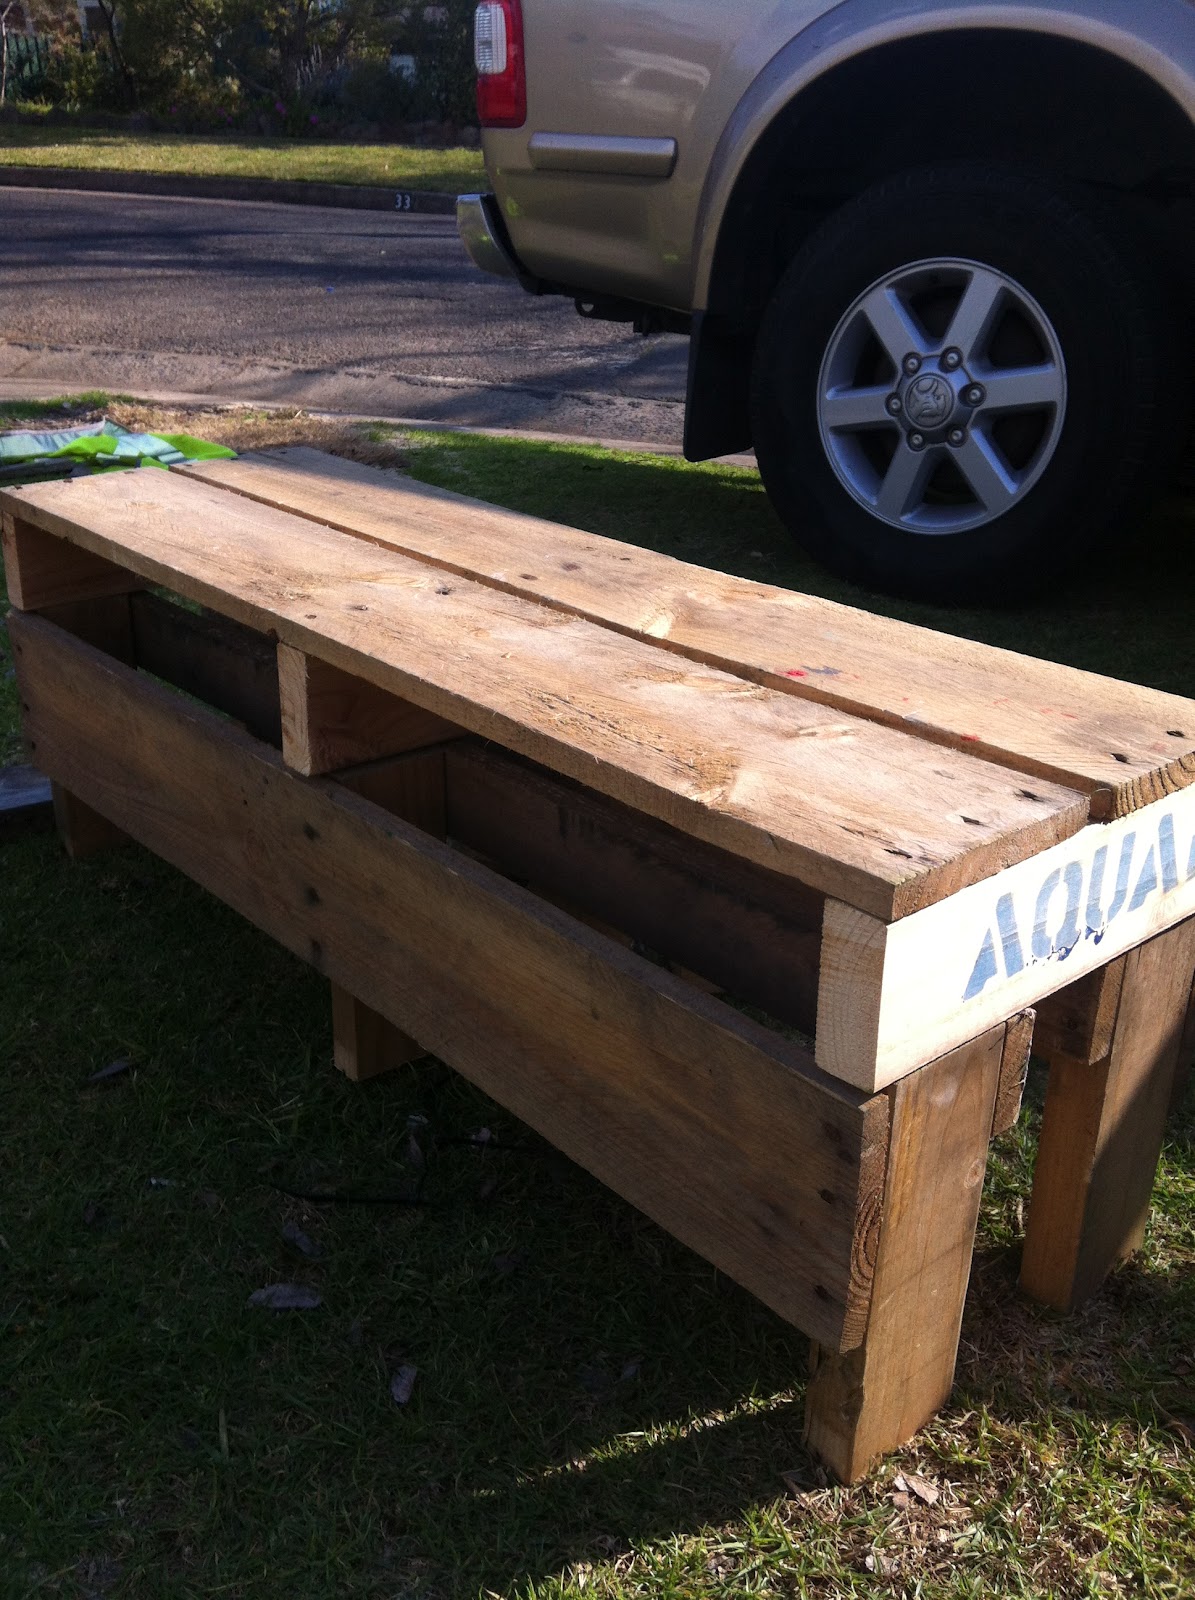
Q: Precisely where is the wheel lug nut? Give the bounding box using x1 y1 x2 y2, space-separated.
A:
908 431 926 450
942 348 962 371
903 354 922 376
948 427 966 447
965 385 985 406
886 394 903 415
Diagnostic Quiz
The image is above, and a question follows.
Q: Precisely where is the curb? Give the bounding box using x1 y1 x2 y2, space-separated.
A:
0 381 753 466
0 164 459 214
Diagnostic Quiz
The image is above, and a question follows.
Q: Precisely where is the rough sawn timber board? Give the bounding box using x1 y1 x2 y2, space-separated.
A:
805 1021 1006 1481
818 782 1195 1087
1020 919 1195 1310
179 448 1195 820
0 474 1086 920
9 609 888 1352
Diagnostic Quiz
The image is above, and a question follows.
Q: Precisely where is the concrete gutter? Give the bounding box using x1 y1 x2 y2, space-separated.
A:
0 164 458 213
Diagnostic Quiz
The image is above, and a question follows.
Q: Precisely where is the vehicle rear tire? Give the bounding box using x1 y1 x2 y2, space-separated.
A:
749 163 1182 602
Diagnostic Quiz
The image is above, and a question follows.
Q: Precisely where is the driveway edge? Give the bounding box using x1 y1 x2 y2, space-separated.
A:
0 165 458 213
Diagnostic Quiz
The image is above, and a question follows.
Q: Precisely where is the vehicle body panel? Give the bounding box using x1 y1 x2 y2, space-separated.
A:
483 0 1195 311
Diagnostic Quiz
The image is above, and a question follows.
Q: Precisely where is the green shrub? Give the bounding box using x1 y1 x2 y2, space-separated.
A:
41 40 126 112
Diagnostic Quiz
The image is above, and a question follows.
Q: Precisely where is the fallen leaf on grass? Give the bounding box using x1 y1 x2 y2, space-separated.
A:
390 1364 417 1405
248 1283 322 1310
1161 1409 1195 1446
281 1220 321 1258
893 1471 940 1506
76 1555 123 1598
405 1113 428 1173
85 1058 131 1086
491 1249 527 1276
781 1464 829 1498
864 1551 896 1577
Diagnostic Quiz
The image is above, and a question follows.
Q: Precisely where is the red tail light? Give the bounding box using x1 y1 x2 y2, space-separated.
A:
474 1 526 129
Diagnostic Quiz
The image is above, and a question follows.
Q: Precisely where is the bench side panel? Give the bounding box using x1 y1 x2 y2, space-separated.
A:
10 610 888 1352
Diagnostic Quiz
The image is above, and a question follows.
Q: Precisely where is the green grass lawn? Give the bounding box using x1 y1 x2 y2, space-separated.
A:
0 126 487 191
1 397 1194 1598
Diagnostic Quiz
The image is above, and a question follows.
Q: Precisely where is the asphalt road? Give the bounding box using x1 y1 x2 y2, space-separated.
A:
0 185 690 442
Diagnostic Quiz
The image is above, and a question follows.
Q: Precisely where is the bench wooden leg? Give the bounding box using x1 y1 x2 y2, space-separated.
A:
1021 919 1195 1312
51 782 127 860
804 1022 1006 1483
1168 972 1195 1117
331 982 424 1083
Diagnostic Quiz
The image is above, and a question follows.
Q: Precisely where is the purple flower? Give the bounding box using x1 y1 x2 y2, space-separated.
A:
309 113 319 124
275 100 286 114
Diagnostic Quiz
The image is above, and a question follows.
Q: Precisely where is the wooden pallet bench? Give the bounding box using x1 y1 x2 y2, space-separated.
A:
4 447 1195 1484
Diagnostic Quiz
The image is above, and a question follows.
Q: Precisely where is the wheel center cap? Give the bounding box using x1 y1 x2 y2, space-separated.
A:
904 373 955 429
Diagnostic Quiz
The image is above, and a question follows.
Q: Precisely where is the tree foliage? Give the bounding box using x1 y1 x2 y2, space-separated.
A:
25 0 477 126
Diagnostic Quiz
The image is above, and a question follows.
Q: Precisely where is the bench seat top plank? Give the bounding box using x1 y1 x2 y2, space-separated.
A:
179 448 1195 821
2 469 1085 920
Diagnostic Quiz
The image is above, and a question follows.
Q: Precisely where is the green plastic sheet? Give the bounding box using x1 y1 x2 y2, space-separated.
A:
0 420 235 484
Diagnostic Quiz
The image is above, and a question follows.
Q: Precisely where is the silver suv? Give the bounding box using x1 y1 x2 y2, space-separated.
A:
459 2 1195 601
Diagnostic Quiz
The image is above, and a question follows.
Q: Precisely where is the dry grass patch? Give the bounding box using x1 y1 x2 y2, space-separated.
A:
104 398 414 471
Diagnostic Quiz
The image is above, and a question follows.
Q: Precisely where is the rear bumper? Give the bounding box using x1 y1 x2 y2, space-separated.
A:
457 192 530 283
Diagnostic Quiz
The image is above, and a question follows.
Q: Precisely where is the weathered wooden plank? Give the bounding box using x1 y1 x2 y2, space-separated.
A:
2 510 140 610
331 983 424 1081
1020 918 1195 1311
10 610 888 1351
179 448 1195 820
335 746 449 839
805 1022 1006 1483
129 591 282 745
51 782 127 859
278 643 460 775
993 1008 1035 1138
443 741 823 1032
817 783 1195 1087
1170 974 1195 1116
0 472 1086 920
1033 959 1128 1066
40 593 135 660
